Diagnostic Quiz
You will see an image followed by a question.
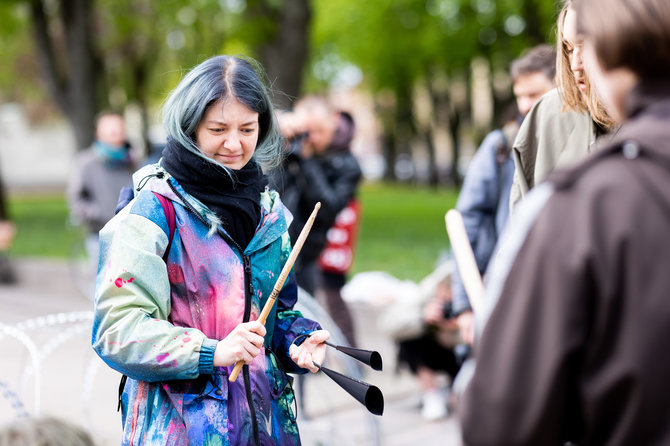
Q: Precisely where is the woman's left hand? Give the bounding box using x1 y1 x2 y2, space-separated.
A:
289 330 330 373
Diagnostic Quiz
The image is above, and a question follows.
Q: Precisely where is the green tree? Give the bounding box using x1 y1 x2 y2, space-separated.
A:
311 0 557 183
1 0 314 151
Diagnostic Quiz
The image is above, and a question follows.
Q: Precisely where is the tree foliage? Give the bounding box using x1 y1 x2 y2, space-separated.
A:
310 0 557 182
0 0 312 151
0 0 558 182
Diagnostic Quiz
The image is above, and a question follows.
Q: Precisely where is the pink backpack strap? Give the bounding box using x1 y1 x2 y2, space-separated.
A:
152 192 175 262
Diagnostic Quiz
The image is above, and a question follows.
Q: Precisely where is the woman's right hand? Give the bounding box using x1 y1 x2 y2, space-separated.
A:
213 321 266 368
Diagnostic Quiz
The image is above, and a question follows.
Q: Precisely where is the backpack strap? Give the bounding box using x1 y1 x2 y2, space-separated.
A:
152 192 175 262
118 192 175 413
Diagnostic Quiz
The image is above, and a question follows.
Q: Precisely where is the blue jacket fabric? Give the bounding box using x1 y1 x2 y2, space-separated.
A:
451 129 515 314
92 163 320 445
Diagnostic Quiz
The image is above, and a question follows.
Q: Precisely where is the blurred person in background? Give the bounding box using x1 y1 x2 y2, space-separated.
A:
451 44 556 345
509 0 616 214
273 95 362 348
379 261 463 421
0 416 96 446
460 0 670 444
66 111 135 260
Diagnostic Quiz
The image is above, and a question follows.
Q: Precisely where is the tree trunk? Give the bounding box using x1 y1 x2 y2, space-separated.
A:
256 0 311 109
393 87 416 183
30 0 98 150
447 106 462 186
131 59 151 157
522 0 545 45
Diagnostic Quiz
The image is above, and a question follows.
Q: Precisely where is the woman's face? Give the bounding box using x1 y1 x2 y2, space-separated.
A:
562 8 588 95
583 41 638 123
195 98 259 170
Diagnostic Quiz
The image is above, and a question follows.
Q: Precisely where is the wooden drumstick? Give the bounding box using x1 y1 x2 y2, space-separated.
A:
229 202 321 382
445 209 484 314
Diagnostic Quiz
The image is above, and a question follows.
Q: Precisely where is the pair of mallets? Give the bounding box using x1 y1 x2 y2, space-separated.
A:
228 202 384 416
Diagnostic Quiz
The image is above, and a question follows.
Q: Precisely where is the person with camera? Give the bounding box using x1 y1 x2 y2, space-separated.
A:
272 96 362 347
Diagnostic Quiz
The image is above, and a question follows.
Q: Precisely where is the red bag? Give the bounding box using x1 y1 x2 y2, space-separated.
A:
318 198 361 274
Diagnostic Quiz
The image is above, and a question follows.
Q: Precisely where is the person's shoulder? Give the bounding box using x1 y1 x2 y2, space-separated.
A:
514 89 591 152
73 148 98 166
536 88 561 107
544 145 640 230
329 150 362 177
111 187 172 238
520 89 563 124
478 128 506 151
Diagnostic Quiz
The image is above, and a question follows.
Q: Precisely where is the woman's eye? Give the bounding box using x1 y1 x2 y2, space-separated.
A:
210 128 224 133
242 128 256 134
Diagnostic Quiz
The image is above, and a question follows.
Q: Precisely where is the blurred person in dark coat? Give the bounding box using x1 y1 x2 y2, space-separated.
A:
272 96 362 347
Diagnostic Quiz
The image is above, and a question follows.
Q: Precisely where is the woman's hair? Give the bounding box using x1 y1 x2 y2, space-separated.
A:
162 55 283 172
576 0 670 82
556 0 615 130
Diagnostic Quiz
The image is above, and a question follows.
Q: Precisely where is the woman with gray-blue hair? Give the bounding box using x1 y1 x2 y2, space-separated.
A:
92 55 330 445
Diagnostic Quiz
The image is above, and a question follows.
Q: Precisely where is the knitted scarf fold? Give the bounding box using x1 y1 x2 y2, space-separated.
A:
161 139 267 249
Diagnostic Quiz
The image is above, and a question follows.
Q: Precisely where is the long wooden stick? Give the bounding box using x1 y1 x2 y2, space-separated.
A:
229 202 321 382
445 209 484 314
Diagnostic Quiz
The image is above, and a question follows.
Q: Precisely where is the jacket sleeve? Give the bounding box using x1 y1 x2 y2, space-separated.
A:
270 231 322 374
452 132 502 314
91 195 217 382
299 154 362 223
460 185 590 446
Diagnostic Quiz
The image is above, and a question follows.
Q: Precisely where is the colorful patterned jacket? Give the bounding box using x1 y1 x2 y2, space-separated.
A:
92 163 320 445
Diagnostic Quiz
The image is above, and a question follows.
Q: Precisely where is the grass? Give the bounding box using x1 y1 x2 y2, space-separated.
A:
351 182 458 282
7 194 83 258
6 182 459 282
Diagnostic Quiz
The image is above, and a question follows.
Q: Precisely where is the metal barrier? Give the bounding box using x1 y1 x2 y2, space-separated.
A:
0 311 94 420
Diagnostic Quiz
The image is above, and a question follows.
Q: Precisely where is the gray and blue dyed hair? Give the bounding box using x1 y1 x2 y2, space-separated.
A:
162 55 283 172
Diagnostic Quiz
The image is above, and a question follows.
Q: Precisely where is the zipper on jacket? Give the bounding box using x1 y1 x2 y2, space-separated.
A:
241 253 260 446
167 179 260 446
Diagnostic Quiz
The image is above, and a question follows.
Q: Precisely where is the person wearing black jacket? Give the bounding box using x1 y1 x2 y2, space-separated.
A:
272 96 362 346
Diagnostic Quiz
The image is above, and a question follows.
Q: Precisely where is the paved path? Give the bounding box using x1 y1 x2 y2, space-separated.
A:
0 258 463 445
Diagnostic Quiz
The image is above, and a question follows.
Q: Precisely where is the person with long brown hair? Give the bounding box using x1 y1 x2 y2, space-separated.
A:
460 0 670 444
509 0 616 213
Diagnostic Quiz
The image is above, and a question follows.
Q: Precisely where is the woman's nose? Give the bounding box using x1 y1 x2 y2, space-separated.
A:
223 132 241 150
571 45 584 72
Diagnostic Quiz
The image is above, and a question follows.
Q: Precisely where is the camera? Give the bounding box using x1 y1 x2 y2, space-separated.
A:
442 301 457 319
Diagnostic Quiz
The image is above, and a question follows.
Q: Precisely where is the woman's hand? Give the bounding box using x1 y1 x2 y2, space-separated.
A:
289 330 330 373
213 321 266 368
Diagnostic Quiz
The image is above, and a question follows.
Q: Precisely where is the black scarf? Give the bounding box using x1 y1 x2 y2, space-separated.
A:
161 139 268 249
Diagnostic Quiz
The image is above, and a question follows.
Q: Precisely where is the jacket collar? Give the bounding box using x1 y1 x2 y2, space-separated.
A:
134 163 291 254
245 190 291 255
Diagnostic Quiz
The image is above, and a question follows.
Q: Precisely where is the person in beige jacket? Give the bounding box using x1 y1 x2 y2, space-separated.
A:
509 0 615 213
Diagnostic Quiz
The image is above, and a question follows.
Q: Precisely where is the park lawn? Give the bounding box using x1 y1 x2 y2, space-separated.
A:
351 182 458 282
7 182 459 282
8 193 82 258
